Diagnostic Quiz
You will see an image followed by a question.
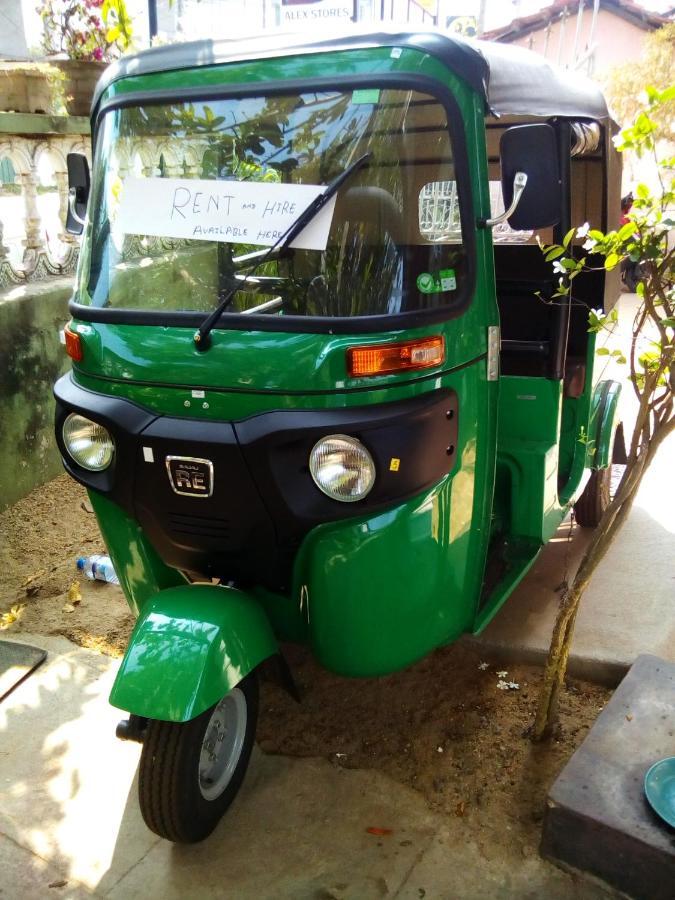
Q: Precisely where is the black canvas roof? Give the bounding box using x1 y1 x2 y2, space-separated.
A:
93 26 610 122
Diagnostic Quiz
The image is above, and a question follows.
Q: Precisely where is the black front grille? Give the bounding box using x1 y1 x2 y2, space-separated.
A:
167 512 230 540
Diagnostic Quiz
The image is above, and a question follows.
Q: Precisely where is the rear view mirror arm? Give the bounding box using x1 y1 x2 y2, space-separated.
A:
480 172 528 228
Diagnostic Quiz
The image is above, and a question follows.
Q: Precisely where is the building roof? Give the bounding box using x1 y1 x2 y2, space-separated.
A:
483 0 671 43
92 26 611 122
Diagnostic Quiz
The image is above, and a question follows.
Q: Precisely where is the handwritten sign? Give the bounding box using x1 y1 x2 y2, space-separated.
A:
115 177 337 250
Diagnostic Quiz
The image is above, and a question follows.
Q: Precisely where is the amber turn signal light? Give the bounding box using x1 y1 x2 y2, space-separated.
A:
64 326 83 362
347 336 445 377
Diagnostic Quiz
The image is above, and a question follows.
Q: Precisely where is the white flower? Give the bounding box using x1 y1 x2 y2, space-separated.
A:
583 237 598 252
576 222 590 239
552 260 566 274
478 662 489 671
437 746 444 753
507 682 520 690
497 670 508 678
497 680 510 690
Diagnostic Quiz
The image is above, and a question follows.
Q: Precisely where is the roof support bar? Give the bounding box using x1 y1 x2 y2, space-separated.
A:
550 119 572 382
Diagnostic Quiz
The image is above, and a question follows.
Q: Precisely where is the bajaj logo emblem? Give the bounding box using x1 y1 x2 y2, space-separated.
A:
165 456 214 498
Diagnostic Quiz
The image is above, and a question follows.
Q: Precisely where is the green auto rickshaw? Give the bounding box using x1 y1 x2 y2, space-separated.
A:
54 28 624 842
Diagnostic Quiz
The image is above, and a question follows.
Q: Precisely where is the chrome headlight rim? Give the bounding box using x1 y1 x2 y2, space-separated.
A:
309 433 376 503
62 412 115 472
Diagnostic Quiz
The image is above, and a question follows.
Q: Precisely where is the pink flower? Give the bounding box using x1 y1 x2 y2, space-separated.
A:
93 46 103 60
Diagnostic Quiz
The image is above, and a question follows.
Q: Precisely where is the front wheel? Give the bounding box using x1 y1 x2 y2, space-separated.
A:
138 673 258 843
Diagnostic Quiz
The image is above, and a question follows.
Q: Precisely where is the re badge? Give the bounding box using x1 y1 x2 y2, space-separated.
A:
165 456 214 498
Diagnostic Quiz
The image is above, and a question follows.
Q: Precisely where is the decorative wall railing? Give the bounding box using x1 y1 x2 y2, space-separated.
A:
0 112 90 290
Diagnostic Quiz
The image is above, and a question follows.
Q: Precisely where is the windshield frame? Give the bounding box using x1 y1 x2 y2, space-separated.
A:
72 71 476 335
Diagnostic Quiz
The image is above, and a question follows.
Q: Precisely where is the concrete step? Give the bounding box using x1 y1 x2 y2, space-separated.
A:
541 654 675 899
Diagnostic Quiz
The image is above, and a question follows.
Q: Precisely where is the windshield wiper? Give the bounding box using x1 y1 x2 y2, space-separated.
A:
193 152 371 351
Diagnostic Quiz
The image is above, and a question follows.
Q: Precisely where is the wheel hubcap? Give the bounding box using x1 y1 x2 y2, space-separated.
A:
198 688 247 801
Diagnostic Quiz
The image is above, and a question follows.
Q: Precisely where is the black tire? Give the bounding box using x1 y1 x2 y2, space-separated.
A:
574 466 612 528
621 260 642 293
138 673 258 843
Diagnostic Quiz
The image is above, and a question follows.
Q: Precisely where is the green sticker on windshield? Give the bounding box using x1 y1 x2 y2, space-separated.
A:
417 268 456 294
352 89 380 105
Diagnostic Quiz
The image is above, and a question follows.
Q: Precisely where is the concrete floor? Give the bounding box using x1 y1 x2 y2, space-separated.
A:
0 634 612 900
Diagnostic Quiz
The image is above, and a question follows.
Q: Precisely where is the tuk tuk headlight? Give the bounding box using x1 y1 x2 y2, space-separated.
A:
62 413 114 471
309 435 375 502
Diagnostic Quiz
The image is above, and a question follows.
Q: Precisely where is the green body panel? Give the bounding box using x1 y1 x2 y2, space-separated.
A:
70 319 485 411
496 376 564 543
88 490 185 617
293 356 494 676
109 583 277 721
588 379 622 469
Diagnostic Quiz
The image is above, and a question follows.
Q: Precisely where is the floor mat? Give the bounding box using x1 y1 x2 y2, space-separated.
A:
0 640 47 701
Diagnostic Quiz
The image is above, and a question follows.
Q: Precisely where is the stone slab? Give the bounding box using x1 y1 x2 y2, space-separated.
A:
0 111 90 135
541 654 675 900
0 277 73 510
0 638 46 700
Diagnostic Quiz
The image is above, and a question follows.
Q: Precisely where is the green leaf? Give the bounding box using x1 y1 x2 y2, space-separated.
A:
605 252 620 270
618 221 637 241
596 347 610 355
562 227 575 249
544 246 565 261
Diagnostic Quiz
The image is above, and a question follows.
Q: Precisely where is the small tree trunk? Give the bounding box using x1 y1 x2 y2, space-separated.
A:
532 420 674 740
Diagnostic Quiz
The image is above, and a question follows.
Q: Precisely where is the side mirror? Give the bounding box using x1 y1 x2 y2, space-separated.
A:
499 124 561 231
66 153 90 235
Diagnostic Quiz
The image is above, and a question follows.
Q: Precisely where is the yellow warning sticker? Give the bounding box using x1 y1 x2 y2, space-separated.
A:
389 458 401 472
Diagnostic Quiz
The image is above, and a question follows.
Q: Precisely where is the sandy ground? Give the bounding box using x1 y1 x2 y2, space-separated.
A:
1 474 611 872
0 475 134 655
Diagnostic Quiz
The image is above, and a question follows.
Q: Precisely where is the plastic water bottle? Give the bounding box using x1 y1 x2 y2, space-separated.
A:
76 554 120 585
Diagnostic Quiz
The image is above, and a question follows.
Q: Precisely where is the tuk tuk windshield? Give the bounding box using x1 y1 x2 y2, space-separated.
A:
82 87 468 320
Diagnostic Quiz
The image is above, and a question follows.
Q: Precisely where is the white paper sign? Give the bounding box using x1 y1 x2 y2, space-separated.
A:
115 177 337 250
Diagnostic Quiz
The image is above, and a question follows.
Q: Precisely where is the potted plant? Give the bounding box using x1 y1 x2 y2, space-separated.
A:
38 0 134 116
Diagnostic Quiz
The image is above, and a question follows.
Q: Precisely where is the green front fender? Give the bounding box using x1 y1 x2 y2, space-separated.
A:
109 584 277 722
589 380 622 469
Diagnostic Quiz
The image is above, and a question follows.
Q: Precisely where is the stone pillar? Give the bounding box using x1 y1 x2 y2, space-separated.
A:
20 166 47 255
0 217 9 260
